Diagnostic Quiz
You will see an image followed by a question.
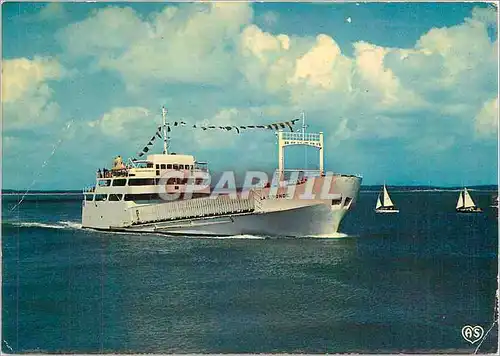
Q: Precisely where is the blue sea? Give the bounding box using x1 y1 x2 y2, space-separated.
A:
2 190 498 353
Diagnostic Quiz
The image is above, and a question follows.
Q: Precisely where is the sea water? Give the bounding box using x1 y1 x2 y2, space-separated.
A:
2 190 498 353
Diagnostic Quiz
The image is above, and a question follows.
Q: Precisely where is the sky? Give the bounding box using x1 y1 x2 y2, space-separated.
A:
2 1 499 189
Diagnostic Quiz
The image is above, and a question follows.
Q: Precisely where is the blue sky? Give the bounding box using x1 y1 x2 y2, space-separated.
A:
2 2 498 189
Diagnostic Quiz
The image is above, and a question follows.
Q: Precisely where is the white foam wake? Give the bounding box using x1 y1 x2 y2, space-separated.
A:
188 234 266 240
58 221 83 229
305 232 349 238
8 221 82 230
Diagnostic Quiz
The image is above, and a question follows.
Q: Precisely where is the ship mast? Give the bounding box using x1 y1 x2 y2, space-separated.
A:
162 106 168 154
301 111 306 139
301 112 307 169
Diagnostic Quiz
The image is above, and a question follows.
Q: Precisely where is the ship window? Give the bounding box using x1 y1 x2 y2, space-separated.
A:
124 193 160 201
94 194 107 201
195 178 204 185
156 164 160 169
167 164 172 169
167 178 176 185
161 164 166 169
179 164 184 169
332 198 342 205
98 179 111 187
156 170 160 176
108 194 123 201
128 178 156 186
344 197 352 207
112 179 126 186
147 163 153 168
173 164 179 170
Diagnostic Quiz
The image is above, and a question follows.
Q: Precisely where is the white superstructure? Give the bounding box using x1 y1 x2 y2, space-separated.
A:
82 108 362 237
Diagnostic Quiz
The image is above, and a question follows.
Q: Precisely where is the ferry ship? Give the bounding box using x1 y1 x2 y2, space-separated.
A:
81 108 362 237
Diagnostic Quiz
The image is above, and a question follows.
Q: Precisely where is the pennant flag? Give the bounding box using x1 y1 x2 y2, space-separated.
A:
247 125 255 128
193 125 197 128
167 126 171 132
150 136 156 141
233 126 240 134
132 158 138 162
180 121 186 126
285 122 293 131
256 125 266 128
156 132 162 138
143 147 149 153
138 152 144 157
208 125 216 129
225 126 232 131
147 141 154 146
266 125 273 129
202 127 207 130
279 123 286 129
240 126 247 129
174 122 178 126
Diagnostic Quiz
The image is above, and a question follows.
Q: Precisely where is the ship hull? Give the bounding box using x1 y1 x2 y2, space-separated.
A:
375 208 399 214
456 207 482 213
98 203 347 237
82 175 362 237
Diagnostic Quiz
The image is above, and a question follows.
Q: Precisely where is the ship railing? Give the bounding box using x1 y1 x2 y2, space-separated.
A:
194 161 209 172
251 189 263 211
130 193 257 225
281 169 362 180
83 186 95 194
111 168 129 177
281 131 321 142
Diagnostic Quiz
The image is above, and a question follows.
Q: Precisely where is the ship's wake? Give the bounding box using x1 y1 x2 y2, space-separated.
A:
3 221 350 240
188 234 266 240
4 220 82 230
304 232 350 238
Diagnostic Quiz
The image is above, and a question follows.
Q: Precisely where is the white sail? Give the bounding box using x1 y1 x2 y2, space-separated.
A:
383 185 395 207
456 191 464 209
463 188 476 208
376 195 382 209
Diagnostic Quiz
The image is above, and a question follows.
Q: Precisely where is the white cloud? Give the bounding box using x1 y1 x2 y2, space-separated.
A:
291 34 350 91
58 3 253 87
475 97 499 137
471 5 497 27
88 107 153 138
2 57 67 130
57 3 497 149
388 6 497 99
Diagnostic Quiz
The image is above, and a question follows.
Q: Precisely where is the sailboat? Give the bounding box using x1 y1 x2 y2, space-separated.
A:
490 195 498 209
375 184 399 213
456 188 482 213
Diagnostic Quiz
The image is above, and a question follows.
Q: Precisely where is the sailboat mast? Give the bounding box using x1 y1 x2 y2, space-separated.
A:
162 106 168 154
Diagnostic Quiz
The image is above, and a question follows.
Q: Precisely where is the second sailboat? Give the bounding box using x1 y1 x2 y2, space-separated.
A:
375 185 399 213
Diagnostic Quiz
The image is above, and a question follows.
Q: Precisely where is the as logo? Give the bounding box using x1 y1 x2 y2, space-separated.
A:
461 325 484 344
